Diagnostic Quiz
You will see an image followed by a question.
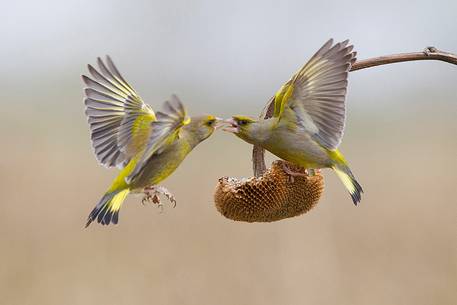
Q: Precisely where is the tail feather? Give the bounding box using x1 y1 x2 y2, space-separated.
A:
85 189 129 227
333 165 363 205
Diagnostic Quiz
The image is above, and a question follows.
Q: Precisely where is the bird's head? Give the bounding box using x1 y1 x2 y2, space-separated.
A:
183 115 222 145
223 115 259 144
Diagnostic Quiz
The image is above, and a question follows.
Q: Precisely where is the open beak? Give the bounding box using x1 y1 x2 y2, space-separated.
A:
222 118 239 133
213 117 225 130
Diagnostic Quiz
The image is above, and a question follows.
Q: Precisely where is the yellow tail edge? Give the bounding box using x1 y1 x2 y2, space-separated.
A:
85 189 130 227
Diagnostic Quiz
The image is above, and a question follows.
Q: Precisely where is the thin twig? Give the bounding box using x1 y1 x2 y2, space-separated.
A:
351 47 457 71
252 46 457 177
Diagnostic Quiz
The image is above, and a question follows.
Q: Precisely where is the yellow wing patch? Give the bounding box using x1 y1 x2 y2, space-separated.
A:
119 111 156 157
273 83 295 118
183 116 191 125
125 95 189 184
270 39 356 150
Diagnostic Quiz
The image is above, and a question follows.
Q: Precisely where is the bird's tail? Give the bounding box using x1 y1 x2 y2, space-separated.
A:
332 164 363 205
85 188 130 227
328 149 363 205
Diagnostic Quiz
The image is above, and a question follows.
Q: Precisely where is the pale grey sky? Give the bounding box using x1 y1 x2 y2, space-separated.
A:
1 0 456 116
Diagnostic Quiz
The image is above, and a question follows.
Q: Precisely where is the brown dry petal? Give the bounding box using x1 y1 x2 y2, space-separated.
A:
214 160 324 222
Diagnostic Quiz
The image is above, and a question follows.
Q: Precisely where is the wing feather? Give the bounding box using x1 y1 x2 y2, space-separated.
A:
274 39 356 149
125 95 189 183
82 56 156 168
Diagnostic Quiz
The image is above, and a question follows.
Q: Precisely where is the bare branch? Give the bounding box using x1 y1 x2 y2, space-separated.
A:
351 47 457 71
252 46 457 177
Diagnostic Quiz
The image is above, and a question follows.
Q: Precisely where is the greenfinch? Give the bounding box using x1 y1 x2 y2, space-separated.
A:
82 56 220 226
224 39 363 204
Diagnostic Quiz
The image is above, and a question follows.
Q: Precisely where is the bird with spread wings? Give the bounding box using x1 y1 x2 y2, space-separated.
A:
82 57 220 226
224 39 363 205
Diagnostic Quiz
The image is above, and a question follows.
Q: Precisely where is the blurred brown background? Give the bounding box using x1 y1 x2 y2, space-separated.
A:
1 0 456 304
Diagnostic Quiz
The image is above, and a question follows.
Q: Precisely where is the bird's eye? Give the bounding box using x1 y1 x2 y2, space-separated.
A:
238 120 247 126
207 120 215 126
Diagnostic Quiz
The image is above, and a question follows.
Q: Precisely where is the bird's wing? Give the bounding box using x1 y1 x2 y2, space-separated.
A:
273 39 356 150
83 56 156 168
125 95 189 183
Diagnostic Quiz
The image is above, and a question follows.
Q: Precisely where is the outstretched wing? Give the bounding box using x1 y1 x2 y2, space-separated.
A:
273 39 356 150
83 56 156 168
125 95 190 183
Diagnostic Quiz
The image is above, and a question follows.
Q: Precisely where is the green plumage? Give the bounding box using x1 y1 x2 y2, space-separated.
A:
227 39 363 205
83 56 219 226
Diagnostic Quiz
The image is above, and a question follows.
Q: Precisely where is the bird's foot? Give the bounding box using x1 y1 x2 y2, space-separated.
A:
306 168 321 177
155 186 177 208
281 163 321 182
281 163 308 183
142 188 163 212
142 186 177 212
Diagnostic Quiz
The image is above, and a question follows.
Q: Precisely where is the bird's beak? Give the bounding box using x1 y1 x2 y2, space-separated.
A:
222 118 239 133
213 117 224 130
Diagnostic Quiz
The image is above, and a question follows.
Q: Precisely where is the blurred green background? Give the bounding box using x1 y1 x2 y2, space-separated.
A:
1 0 456 304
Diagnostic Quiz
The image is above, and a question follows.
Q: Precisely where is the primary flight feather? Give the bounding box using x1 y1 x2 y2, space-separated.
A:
224 39 363 204
83 56 220 226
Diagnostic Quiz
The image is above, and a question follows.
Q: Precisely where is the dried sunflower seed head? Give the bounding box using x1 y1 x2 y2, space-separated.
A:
214 160 324 222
